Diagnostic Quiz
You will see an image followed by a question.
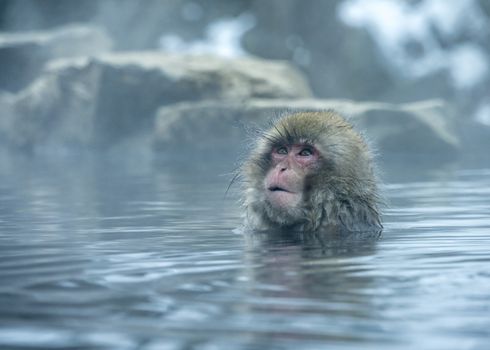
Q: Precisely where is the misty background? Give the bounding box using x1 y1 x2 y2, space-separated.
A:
0 0 489 165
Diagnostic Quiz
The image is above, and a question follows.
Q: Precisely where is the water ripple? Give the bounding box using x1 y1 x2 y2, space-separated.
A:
0 161 489 349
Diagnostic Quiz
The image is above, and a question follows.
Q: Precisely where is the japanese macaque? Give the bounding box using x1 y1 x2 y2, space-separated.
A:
242 111 382 234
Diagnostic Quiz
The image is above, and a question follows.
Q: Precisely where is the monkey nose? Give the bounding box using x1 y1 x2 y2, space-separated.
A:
277 160 290 172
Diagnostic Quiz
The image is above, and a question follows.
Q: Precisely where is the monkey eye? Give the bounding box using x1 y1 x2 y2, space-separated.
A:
299 148 314 156
275 147 288 155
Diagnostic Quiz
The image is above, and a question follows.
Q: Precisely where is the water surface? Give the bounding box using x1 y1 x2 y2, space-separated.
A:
0 155 489 349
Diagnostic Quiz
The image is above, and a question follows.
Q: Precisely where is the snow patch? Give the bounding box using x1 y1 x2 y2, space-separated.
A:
338 0 489 89
159 13 256 58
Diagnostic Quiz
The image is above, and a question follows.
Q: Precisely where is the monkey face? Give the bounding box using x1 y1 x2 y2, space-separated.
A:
263 143 320 213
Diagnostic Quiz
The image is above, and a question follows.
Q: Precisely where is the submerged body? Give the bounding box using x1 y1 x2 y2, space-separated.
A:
243 111 382 233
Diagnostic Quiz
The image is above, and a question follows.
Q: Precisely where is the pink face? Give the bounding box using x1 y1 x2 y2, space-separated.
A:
264 144 320 209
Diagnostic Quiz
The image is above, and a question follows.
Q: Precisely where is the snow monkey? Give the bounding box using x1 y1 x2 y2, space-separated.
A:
242 111 382 234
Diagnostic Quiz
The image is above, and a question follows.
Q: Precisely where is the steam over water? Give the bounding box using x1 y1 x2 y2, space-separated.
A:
0 156 489 349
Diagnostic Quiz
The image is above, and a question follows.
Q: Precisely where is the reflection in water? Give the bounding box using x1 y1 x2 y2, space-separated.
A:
0 155 489 349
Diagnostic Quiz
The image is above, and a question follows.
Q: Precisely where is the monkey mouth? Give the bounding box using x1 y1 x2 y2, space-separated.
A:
268 186 291 193
266 185 301 209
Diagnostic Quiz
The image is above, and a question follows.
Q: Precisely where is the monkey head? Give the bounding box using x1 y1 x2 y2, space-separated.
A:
243 111 382 233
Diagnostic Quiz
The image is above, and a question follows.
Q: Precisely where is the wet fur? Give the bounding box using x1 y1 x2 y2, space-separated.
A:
242 110 382 234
